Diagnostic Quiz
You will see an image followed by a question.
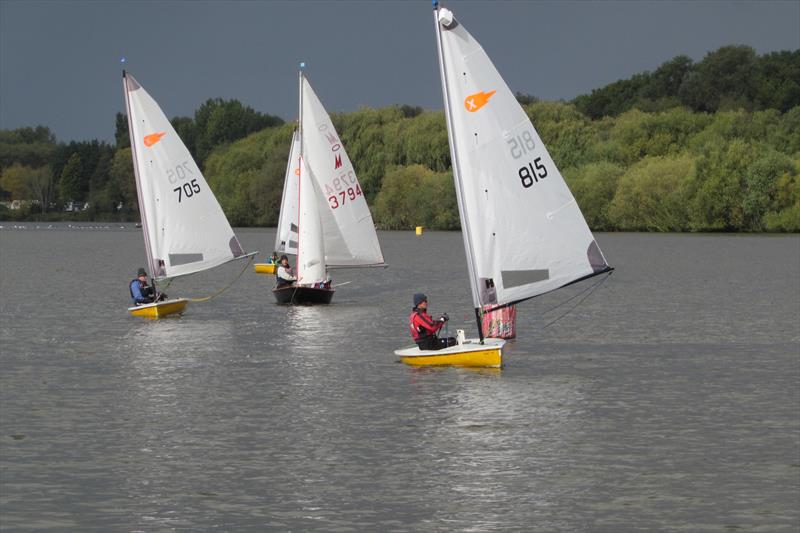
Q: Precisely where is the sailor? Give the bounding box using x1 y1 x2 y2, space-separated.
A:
408 293 456 350
267 251 279 265
129 267 165 305
275 255 297 288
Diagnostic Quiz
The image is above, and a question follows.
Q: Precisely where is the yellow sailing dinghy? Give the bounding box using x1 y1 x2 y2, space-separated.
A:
123 71 255 319
396 3 613 367
253 262 277 275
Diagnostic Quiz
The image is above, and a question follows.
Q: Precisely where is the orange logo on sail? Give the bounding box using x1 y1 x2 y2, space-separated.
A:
143 132 166 147
464 90 496 112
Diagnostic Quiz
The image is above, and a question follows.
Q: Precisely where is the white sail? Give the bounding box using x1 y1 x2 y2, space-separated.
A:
123 72 247 280
300 77 385 267
275 130 301 255
434 6 609 308
296 156 326 284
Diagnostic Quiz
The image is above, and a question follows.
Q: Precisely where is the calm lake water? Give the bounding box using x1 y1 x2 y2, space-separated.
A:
1 224 798 532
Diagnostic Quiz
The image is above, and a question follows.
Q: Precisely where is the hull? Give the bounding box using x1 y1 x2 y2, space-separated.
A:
128 298 188 319
254 263 277 274
272 285 335 305
395 338 505 368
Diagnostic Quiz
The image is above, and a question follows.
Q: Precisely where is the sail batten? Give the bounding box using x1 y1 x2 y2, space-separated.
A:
434 6 609 309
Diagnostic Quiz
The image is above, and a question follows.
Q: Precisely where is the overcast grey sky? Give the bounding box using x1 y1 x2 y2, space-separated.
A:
1 0 798 142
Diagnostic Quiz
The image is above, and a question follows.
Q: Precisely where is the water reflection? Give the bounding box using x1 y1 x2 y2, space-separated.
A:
402 361 587 529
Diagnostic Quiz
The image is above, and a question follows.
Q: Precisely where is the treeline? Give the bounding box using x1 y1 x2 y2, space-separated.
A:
0 99 282 220
1 45 798 232
573 46 799 118
206 102 799 232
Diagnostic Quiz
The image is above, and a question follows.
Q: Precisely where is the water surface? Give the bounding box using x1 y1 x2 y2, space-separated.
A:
1 225 798 531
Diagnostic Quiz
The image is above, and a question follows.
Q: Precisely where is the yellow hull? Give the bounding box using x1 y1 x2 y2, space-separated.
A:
254 263 277 274
128 298 188 319
395 338 505 368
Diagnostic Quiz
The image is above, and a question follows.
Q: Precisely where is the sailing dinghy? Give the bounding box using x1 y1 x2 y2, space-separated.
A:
255 132 301 276
396 3 612 367
272 67 385 304
123 71 255 318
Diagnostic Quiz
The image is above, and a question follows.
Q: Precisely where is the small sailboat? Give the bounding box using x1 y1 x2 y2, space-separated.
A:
255 130 301 277
396 3 612 367
122 70 255 318
253 262 277 275
272 67 385 304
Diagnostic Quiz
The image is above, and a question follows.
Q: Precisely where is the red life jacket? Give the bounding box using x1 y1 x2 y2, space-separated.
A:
408 309 440 340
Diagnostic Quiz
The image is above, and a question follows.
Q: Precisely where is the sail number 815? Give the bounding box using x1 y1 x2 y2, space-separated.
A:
519 158 547 188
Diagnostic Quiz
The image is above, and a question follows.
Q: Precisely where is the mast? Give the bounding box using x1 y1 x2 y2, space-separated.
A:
296 63 305 282
433 2 485 342
122 70 158 289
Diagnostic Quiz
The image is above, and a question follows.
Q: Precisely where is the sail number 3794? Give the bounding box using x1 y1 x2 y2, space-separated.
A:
507 130 548 188
324 170 363 209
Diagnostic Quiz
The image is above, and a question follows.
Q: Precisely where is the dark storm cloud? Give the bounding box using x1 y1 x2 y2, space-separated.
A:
1 0 798 142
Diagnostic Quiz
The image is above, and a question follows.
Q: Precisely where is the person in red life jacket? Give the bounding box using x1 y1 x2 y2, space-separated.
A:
408 293 456 350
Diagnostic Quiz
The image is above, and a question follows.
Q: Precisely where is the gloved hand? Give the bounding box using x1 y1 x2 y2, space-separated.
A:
439 313 449 322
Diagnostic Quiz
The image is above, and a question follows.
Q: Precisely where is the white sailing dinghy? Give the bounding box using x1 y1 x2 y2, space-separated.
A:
254 131 301 275
272 67 385 304
396 3 612 367
123 70 255 318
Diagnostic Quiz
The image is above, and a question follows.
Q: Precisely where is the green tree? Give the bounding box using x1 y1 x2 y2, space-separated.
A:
107 148 137 216
679 45 758 112
742 150 798 230
193 99 283 165
0 126 57 172
687 139 753 230
0 163 54 213
608 155 694 231
58 152 83 203
564 161 625 230
373 165 458 230
114 112 130 149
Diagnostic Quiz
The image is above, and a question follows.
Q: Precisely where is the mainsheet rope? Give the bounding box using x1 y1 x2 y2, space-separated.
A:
535 271 613 330
185 255 255 303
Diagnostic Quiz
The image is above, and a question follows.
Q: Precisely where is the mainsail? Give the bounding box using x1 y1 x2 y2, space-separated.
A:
434 6 610 309
300 77 385 267
275 130 301 255
123 71 247 281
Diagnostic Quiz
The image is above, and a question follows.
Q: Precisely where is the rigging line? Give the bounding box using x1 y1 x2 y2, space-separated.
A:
537 271 612 316
188 255 255 303
537 271 612 330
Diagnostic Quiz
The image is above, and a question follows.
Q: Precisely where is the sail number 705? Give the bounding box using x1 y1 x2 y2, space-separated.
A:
174 179 201 203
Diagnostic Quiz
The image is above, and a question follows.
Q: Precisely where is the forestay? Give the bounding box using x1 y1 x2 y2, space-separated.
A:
435 7 610 308
275 130 301 255
300 77 384 267
296 156 326 284
123 72 247 280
